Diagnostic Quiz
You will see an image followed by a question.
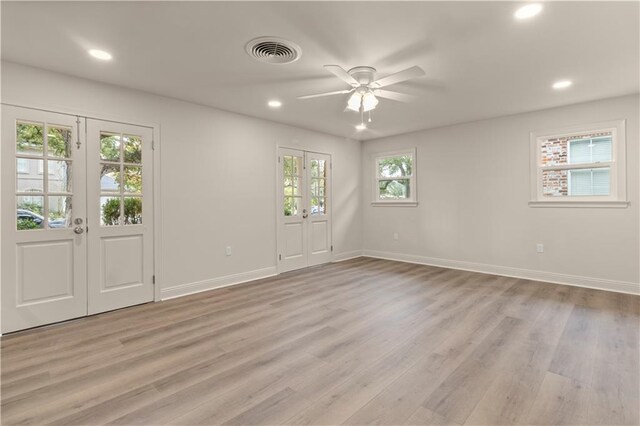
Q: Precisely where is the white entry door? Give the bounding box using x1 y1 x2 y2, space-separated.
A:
1 107 154 333
86 120 154 315
1 106 87 333
277 148 332 272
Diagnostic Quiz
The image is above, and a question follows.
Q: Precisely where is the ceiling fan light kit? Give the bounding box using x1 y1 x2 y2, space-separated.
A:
362 92 379 112
347 92 362 111
297 64 425 128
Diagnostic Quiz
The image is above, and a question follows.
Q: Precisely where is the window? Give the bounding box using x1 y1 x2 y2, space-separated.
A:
99 132 143 226
373 149 417 206
309 158 328 215
282 154 302 217
530 120 628 207
16 121 74 230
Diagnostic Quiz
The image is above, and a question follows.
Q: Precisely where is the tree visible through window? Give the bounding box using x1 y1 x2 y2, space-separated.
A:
16 122 73 230
374 150 416 204
99 133 143 225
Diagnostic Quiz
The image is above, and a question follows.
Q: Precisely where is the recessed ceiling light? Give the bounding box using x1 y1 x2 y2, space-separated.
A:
552 80 573 89
268 100 282 108
89 49 112 61
514 3 543 20
355 123 367 131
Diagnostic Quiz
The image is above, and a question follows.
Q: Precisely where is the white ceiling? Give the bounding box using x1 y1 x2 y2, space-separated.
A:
2 1 638 141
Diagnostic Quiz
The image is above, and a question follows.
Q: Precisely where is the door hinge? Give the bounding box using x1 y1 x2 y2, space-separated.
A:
278 156 281 163
278 254 281 261
152 275 156 284
152 139 155 150
86 226 89 234
331 245 333 252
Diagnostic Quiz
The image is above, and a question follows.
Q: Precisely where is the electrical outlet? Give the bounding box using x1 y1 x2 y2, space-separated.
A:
225 246 232 256
536 243 544 253
393 233 399 240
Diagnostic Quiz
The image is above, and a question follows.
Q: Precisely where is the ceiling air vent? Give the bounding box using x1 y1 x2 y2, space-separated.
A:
245 37 302 64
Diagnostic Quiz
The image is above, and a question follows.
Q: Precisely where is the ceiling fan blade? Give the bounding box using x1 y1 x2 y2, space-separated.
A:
297 89 353 100
324 65 359 86
371 66 425 88
373 89 416 103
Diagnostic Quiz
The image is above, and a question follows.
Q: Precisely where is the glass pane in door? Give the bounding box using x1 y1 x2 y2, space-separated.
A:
310 177 327 215
47 126 73 158
101 196 121 226
16 158 44 192
101 164 121 192
284 196 301 216
123 166 142 193
100 133 121 161
99 132 144 226
283 154 303 217
16 122 44 156
17 195 44 230
48 196 72 228
123 135 142 163
48 160 72 192
123 197 143 224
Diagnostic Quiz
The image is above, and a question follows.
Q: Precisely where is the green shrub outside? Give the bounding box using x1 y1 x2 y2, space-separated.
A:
102 198 142 225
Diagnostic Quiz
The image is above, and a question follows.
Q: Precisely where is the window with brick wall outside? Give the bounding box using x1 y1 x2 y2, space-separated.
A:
530 120 627 207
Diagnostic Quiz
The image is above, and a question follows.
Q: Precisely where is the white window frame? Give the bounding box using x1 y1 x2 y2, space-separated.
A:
529 120 628 208
372 148 418 206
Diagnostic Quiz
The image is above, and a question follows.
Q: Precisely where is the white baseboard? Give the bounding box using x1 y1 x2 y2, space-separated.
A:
333 250 364 262
159 251 639 300
362 249 640 296
161 266 278 300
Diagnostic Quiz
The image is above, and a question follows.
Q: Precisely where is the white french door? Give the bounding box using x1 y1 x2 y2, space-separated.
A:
306 151 332 266
1 106 154 333
86 119 154 315
277 148 332 272
2 106 88 333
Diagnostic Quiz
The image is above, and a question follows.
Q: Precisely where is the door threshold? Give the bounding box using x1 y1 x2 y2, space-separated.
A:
279 262 330 275
1 301 153 337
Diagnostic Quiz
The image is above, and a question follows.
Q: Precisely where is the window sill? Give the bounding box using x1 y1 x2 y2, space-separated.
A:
528 200 629 208
371 201 419 207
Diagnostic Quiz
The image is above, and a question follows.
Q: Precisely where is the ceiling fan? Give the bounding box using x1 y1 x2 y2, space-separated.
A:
297 65 425 119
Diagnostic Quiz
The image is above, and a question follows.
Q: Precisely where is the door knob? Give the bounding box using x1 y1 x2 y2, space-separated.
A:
73 226 84 235
302 209 308 219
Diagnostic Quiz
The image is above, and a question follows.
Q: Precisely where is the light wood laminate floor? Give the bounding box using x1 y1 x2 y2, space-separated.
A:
1 257 639 425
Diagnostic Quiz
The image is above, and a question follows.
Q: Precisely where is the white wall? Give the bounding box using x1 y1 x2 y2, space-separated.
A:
1 62 362 297
2 61 636 300
362 94 639 294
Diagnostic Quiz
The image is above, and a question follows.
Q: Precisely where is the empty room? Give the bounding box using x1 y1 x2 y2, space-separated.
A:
0 1 638 425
